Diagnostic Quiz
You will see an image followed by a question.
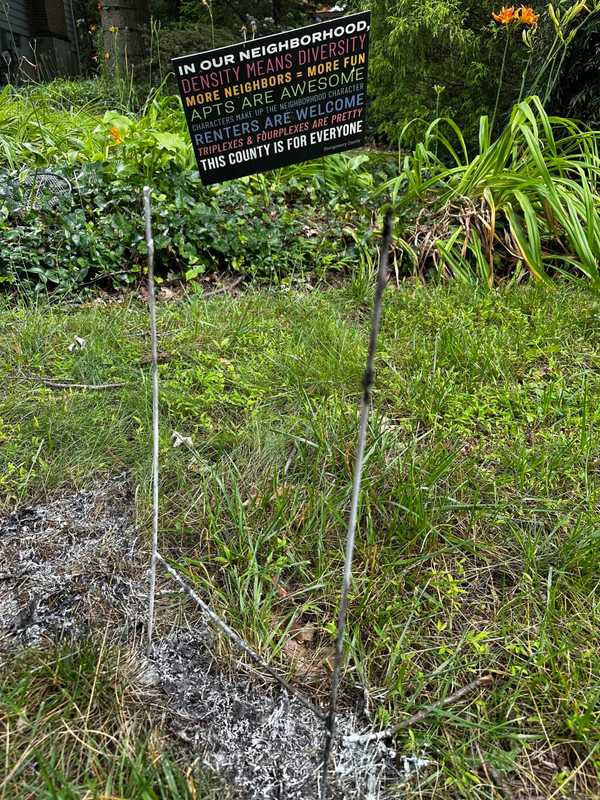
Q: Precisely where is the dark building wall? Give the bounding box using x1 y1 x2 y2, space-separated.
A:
1 0 78 80
46 0 68 36
3 2 30 37
1 1 32 80
30 0 69 37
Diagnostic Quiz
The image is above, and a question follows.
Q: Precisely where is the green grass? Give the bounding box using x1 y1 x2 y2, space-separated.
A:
1 282 599 798
0 640 221 798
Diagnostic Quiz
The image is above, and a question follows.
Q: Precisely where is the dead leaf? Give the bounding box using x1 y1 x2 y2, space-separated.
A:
271 575 289 599
242 487 261 507
281 624 333 679
290 621 315 643
159 286 177 301
139 350 171 365
271 484 290 500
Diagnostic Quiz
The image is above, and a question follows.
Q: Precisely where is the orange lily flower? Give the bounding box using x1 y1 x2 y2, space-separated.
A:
517 6 539 25
109 127 123 144
492 6 517 24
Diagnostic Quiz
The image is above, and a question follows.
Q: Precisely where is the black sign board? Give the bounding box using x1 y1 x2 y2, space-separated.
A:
173 12 370 185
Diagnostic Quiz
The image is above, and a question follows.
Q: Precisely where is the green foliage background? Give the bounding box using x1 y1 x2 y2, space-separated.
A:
346 0 517 144
0 2 598 293
551 11 600 126
80 1 599 142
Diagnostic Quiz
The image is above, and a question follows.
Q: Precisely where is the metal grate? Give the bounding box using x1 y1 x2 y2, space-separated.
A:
6 170 72 212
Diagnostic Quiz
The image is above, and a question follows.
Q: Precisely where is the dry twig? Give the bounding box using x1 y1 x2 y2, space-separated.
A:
345 674 494 744
21 375 126 390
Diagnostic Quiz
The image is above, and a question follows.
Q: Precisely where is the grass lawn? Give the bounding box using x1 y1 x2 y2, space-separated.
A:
1 281 599 798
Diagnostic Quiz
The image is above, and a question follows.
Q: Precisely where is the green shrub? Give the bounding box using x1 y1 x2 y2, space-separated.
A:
551 10 600 126
139 26 237 89
0 82 387 294
347 0 525 145
348 0 599 146
0 84 191 171
0 159 372 292
3 79 598 295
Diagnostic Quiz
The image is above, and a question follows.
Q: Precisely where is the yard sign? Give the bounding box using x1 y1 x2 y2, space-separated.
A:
173 12 370 185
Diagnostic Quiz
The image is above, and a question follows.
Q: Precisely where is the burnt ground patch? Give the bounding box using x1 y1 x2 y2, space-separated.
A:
0 478 420 799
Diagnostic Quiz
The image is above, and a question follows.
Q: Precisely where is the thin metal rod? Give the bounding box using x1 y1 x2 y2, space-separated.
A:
321 210 393 799
155 552 326 721
144 186 160 656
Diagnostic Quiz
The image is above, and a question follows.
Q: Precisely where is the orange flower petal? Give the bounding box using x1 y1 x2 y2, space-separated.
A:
492 6 517 24
517 6 539 25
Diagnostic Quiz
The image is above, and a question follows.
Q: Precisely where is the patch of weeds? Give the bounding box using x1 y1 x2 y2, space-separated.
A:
0 159 374 293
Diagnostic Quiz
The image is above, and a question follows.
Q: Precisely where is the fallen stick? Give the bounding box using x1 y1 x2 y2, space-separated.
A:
21 375 126 390
344 675 494 744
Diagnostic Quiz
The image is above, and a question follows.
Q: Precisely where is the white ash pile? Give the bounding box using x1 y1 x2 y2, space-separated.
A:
0 474 145 651
0 479 429 798
147 631 420 800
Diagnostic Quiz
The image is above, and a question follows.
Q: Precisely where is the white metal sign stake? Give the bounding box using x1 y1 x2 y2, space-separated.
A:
142 188 394 796
144 186 160 656
321 209 393 799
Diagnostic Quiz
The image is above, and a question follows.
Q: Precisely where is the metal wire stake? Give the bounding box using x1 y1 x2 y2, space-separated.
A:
144 186 160 656
321 210 393 800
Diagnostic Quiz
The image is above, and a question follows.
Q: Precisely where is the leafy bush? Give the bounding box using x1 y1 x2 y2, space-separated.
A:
551 10 600 126
0 81 390 293
139 26 237 89
389 97 600 285
0 158 373 292
2 79 598 294
0 84 191 172
347 0 525 144
348 0 599 145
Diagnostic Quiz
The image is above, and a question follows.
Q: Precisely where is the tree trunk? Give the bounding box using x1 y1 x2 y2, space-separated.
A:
99 0 149 74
